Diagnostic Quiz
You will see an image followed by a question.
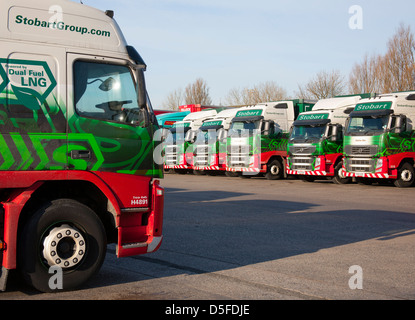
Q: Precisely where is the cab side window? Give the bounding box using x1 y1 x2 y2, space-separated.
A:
74 61 140 123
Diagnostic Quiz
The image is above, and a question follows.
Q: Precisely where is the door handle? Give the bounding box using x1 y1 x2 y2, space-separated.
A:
70 150 91 160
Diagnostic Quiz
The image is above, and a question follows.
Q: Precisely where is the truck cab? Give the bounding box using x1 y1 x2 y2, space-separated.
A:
287 95 367 183
0 0 164 292
163 109 217 173
156 111 190 129
193 108 240 175
343 91 415 187
226 100 314 179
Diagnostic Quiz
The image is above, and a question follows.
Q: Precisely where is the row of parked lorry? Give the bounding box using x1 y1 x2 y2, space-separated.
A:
158 91 415 188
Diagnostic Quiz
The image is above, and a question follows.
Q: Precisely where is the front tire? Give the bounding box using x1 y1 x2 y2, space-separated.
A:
332 162 352 184
394 162 415 188
18 199 107 292
265 159 283 180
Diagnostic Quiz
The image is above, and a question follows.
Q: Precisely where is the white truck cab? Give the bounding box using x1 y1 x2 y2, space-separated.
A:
193 108 241 172
164 109 218 171
0 0 164 292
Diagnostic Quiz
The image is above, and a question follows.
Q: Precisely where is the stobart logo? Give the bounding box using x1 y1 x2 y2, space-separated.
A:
235 109 262 117
202 121 222 127
354 102 392 111
297 113 329 121
172 122 190 128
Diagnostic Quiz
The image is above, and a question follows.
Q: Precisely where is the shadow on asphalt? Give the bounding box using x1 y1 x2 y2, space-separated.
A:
6 182 415 295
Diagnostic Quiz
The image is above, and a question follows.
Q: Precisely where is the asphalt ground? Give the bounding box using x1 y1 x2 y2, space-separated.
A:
2 172 415 303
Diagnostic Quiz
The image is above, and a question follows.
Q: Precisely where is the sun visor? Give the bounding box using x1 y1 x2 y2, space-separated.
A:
232 115 263 122
293 118 331 126
350 109 393 117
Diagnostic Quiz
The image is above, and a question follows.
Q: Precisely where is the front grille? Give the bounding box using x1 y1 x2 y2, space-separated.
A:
289 145 316 155
227 145 251 167
165 144 178 165
194 145 210 166
344 145 378 156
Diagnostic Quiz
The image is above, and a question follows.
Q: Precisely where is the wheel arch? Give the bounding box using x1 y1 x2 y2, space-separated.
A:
267 155 286 177
18 180 118 244
397 157 415 168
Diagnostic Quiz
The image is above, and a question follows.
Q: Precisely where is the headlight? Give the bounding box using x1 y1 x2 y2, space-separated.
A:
376 158 383 169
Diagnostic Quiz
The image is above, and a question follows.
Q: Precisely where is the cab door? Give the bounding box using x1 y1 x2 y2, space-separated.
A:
0 52 67 171
66 53 156 175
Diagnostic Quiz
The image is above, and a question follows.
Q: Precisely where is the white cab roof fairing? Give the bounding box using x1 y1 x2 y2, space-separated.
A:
312 96 363 111
200 108 241 131
172 110 218 131
356 91 415 121
233 101 296 122
182 109 218 121
215 108 240 119
294 96 363 126
0 0 128 54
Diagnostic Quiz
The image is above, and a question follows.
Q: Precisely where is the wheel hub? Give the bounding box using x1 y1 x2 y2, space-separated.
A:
401 169 413 182
270 165 280 175
42 224 86 269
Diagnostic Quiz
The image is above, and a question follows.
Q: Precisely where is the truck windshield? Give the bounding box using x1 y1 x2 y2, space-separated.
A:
289 125 326 142
228 121 258 137
345 115 389 136
197 129 219 143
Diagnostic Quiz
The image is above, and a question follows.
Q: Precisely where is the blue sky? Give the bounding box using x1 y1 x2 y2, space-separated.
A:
79 0 415 109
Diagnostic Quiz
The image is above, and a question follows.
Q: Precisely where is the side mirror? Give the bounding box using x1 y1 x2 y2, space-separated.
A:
330 125 338 142
185 130 196 143
160 128 170 141
137 69 147 110
393 115 406 134
218 129 227 142
262 121 271 135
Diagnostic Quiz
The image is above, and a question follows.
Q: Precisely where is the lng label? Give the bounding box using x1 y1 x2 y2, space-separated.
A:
0 59 57 110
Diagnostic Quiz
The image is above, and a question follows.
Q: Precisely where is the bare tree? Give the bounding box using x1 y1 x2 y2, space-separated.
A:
184 78 213 105
297 70 346 100
349 23 415 95
225 81 287 106
163 88 183 111
349 53 383 94
381 23 415 93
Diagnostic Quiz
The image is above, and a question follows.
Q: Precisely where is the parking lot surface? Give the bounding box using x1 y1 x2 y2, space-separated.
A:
2 173 415 300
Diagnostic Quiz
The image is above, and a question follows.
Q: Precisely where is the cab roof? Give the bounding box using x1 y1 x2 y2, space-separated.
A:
0 0 127 53
312 96 363 111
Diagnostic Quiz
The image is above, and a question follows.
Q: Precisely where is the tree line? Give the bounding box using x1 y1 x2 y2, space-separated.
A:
163 23 415 110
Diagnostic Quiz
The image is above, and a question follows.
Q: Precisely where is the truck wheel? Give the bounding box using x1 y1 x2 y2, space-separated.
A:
394 163 415 188
265 159 283 180
332 162 352 184
18 199 106 293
